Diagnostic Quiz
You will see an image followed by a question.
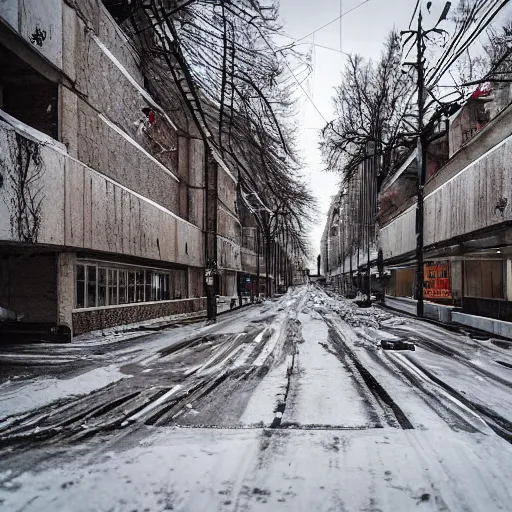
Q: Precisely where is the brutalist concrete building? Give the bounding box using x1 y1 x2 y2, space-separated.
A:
0 0 252 338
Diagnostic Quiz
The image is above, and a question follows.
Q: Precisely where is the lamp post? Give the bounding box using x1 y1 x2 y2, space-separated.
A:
205 258 218 322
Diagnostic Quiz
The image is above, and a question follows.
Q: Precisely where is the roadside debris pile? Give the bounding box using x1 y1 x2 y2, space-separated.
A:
315 293 404 330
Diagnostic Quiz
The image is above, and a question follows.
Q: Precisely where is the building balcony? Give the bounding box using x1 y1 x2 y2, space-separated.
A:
0 110 204 266
380 105 512 262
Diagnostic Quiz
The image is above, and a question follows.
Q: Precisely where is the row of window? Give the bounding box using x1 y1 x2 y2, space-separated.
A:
76 263 183 309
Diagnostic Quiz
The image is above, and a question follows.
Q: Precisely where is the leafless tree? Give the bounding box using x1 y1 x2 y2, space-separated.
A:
320 31 415 188
110 0 315 258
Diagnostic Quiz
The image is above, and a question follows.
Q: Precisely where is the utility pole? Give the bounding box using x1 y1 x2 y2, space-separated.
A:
402 9 427 318
415 10 427 318
403 2 458 317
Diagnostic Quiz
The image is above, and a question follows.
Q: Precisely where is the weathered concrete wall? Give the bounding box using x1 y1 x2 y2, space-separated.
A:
188 267 204 299
59 6 182 215
1 0 18 29
19 0 63 68
450 260 463 302
57 252 76 328
217 166 237 211
72 297 207 335
452 311 512 339
1 0 63 67
424 134 512 246
216 165 242 272
218 236 241 272
0 118 204 267
74 17 143 140
435 102 512 195
76 100 180 215
241 249 257 275
218 207 241 244
187 138 205 228
98 4 142 86
217 165 240 242
0 117 66 245
379 205 416 261
381 130 512 262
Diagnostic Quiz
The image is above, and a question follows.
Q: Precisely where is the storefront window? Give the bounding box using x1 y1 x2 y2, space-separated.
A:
75 263 174 309
128 271 136 303
119 270 127 304
108 269 118 305
98 268 107 307
145 270 152 301
152 272 160 301
136 271 145 302
161 274 170 300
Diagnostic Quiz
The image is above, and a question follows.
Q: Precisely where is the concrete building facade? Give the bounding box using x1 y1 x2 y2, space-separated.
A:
322 82 512 326
0 0 268 338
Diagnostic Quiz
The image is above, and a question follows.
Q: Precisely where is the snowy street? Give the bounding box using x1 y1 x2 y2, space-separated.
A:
1 285 512 511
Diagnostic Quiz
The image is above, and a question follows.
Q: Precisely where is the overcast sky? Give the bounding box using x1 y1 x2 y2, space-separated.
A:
276 0 422 269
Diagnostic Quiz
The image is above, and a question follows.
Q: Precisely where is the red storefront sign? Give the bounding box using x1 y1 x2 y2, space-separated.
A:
424 262 451 299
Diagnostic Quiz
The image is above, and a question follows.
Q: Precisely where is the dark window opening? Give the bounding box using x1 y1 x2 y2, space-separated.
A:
119 270 127 304
86 265 97 308
75 262 176 309
128 271 136 303
98 268 107 307
0 43 58 139
76 265 85 309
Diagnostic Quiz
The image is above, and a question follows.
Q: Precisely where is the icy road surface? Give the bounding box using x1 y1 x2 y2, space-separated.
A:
1 285 512 511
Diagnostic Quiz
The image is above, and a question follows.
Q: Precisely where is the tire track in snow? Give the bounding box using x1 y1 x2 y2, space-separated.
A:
324 316 414 430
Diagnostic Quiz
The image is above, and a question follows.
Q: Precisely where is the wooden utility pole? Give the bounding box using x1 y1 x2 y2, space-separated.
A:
415 10 427 318
403 9 428 318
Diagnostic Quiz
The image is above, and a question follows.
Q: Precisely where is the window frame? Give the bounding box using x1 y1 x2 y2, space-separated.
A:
74 261 178 310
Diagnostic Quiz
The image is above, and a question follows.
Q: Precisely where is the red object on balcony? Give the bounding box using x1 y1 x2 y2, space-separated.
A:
470 83 492 100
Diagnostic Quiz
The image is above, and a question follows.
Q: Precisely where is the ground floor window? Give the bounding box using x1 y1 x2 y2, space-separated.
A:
75 262 182 309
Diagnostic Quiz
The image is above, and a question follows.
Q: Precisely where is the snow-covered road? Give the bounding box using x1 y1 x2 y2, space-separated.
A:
1 285 512 511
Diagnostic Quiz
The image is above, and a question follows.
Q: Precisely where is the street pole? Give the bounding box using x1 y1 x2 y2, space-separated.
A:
415 10 426 318
366 150 371 304
256 227 260 301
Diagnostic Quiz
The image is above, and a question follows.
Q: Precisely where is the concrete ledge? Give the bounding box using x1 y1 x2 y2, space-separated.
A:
73 298 207 335
385 296 454 323
452 311 512 340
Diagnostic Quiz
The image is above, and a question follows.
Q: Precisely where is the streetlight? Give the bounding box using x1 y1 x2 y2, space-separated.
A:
205 259 218 322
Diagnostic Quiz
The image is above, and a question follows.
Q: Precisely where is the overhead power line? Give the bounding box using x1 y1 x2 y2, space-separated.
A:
408 0 421 30
295 0 371 43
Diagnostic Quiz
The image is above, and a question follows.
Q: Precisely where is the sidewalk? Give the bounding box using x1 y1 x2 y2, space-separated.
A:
383 295 512 341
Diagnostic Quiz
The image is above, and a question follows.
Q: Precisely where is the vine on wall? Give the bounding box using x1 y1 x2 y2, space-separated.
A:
0 132 45 243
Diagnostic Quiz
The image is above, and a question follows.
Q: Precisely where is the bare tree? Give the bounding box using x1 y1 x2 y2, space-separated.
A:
321 31 415 188
129 0 315 257
100 0 316 270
